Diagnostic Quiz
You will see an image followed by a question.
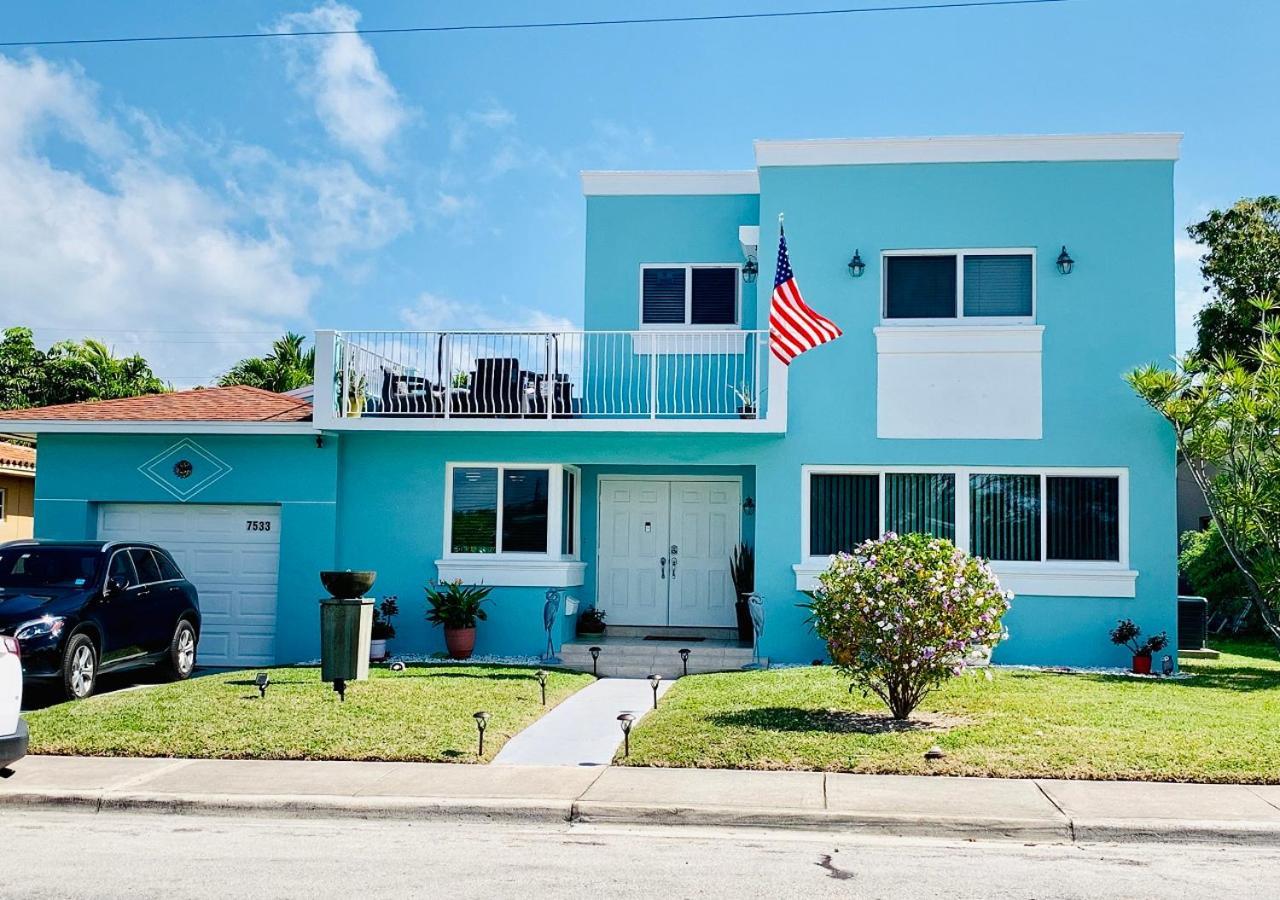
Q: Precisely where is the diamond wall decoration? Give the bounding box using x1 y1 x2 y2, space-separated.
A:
138 439 232 501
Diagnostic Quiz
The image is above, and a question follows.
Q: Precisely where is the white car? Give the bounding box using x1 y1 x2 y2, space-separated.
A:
1 633 27 770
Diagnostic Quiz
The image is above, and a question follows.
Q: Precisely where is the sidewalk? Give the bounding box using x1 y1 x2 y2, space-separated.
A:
4 755 1280 845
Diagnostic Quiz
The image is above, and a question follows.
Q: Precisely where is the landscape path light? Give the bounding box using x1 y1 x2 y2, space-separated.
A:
678 648 691 677
255 672 270 699
535 669 548 706
648 673 663 709
474 711 490 756
617 713 636 757
589 646 602 677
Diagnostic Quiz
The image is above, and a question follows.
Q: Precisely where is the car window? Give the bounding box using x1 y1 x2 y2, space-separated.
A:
155 552 184 582
0 548 101 589
107 551 139 588
129 548 163 585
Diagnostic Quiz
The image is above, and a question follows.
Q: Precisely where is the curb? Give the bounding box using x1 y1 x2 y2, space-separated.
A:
6 789 1280 845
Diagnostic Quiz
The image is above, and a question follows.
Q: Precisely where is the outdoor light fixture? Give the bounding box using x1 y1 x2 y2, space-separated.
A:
255 672 270 699
333 678 347 702
1056 245 1075 275
847 249 866 279
742 496 755 516
742 255 759 284
617 713 636 757
1161 654 1174 676
315 435 324 449
924 745 946 761
678 648 691 678
473 711 490 755
648 673 663 709
389 660 406 672
589 646 602 677
535 669 548 706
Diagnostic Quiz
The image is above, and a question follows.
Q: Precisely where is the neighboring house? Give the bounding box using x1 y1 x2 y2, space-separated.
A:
1176 458 1212 540
0 133 1179 669
0 441 36 541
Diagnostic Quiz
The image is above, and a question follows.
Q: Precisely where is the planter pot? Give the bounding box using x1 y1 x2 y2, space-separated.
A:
320 570 377 599
369 638 388 662
1132 654 1152 675
734 596 754 644
444 626 477 660
737 405 756 420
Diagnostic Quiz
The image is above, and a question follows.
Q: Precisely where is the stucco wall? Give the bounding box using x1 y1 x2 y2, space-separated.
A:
0 474 34 541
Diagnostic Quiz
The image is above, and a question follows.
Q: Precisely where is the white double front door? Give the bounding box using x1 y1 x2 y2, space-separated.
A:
597 478 741 628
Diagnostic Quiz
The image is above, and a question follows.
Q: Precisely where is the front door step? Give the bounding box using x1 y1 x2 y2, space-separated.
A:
559 638 763 678
603 625 739 641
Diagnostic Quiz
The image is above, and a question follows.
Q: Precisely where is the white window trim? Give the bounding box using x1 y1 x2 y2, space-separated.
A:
795 465 1135 597
881 248 1037 326
439 462 583 587
639 263 742 330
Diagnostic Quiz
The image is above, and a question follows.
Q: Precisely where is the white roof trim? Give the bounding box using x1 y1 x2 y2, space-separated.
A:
754 133 1182 167
582 170 759 196
0 421 315 435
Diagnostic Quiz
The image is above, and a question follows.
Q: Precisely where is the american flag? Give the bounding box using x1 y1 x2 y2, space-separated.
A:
768 225 842 365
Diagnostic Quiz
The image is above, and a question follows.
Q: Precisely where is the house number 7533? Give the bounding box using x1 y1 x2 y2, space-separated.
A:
245 520 272 532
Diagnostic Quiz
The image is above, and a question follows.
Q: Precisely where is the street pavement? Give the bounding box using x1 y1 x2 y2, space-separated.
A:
2 807 1277 899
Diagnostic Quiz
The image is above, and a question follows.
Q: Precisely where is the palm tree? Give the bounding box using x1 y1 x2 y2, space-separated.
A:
218 332 315 393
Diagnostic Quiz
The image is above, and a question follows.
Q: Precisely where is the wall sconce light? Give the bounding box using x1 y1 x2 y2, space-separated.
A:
1056 245 1075 275
742 255 759 284
847 249 866 279
742 496 756 516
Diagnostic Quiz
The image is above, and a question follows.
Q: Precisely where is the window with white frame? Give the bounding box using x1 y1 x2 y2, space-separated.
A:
641 265 739 327
804 468 1124 566
883 250 1034 322
446 463 580 559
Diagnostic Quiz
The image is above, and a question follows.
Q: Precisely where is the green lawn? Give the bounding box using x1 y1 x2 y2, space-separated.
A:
622 639 1280 783
25 664 593 763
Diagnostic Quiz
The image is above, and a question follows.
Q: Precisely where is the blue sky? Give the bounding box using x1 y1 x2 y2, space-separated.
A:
0 0 1273 385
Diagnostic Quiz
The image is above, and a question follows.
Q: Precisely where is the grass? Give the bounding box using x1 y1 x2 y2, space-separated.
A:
622 638 1280 783
24 664 593 763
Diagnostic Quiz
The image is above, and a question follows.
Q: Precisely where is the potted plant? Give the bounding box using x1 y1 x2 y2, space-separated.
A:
729 381 759 419
578 607 607 636
425 579 492 660
730 543 755 643
370 595 399 661
1110 618 1170 674
451 370 471 390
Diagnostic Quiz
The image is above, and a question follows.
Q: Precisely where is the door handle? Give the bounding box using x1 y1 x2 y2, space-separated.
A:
660 557 667 579
669 544 678 580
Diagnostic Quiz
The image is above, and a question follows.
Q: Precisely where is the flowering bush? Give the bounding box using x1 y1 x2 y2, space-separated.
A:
806 532 1011 720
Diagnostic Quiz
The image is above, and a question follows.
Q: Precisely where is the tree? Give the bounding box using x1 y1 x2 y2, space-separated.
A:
1188 196 1280 365
217 332 314 393
1128 299 1280 649
804 532 1010 720
0 327 167 410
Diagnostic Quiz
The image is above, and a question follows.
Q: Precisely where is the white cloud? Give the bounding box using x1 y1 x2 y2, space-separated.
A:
0 47 421 387
275 2 409 170
400 291 576 333
1175 235 1209 353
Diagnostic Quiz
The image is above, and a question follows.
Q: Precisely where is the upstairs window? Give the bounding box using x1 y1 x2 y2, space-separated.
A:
884 250 1033 322
641 265 739 327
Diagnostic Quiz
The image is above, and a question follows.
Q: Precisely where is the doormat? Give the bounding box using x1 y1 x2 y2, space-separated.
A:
643 635 706 642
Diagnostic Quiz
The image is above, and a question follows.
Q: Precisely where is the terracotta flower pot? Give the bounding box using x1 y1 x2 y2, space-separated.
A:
1132 654 1152 675
444 626 477 660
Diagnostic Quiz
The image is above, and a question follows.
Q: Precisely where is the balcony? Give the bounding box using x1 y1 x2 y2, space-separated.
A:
313 329 786 432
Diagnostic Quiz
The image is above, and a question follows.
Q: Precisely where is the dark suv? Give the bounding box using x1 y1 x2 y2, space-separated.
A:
0 540 201 700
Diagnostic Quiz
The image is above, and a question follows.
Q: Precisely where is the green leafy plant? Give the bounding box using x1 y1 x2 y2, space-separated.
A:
451 370 471 389
1128 297 1280 648
1180 524 1253 620
1109 618 1169 657
729 543 755 596
372 595 399 640
802 532 1010 720
577 607 607 635
424 579 492 629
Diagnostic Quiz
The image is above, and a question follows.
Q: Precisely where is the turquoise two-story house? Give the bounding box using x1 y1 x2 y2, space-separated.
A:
2 133 1179 671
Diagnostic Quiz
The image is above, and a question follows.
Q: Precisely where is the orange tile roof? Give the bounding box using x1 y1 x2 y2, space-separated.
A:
0 441 36 471
0 386 312 423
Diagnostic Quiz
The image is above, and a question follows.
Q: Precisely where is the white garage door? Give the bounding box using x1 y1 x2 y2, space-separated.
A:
97 503 281 667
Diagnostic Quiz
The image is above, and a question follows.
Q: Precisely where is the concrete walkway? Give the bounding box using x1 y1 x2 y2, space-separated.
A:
5 755 1280 846
492 677 673 766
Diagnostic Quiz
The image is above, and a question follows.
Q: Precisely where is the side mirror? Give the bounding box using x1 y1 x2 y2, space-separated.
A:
105 577 127 597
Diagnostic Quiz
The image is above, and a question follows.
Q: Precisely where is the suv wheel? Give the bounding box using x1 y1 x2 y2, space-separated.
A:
62 633 98 700
164 620 197 681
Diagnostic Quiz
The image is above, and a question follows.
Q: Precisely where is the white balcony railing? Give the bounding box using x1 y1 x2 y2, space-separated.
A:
320 329 776 429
